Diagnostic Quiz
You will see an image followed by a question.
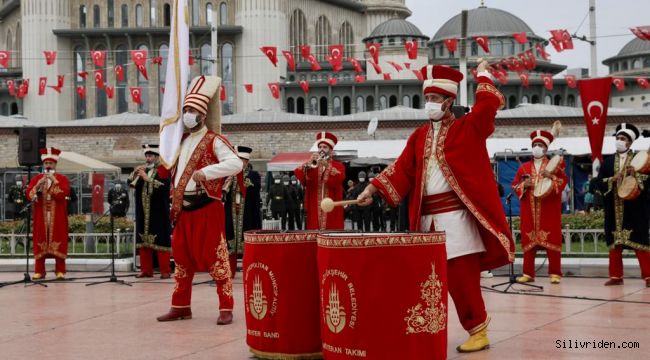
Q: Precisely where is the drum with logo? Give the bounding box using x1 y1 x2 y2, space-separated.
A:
317 232 447 360
618 176 640 200
244 231 322 359
631 151 650 174
534 155 562 199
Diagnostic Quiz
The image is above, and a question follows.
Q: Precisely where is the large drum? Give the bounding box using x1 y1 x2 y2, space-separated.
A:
618 176 640 200
534 155 562 198
244 231 322 359
317 232 447 360
631 151 650 174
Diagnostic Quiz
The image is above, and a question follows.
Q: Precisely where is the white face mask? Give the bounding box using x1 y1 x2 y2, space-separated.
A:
359 177 366 182
532 145 545 159
274 179 281 184
183 112 199 129
291 181 296 184
615 139 628 153
16 181 22 187
425 101 444 121
283 182 289 185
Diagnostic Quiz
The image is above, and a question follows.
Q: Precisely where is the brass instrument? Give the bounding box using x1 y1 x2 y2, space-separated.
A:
309 152 330 168
130 165 148 187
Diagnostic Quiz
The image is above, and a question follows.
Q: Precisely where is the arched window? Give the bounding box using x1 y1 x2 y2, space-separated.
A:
333 96 342 115
200 43 212 75
470 42 478 56
74 46 87 119
388 38 395 47
554 95 562 106
206 3 213 25
150 0 157 26
315 15 332 61
297 97 305 114
508 95 517 109
366 95 374 111
633 59 642 69
339 22 354 60
158 44 169 113
343 96 351 115
531 95 539 104
137 44 150 113
221 43 234 114
543 95 552 105
192 0 200 25
356 96 364 112
115 44 129 113
289 9 307 60
14 23 20 68
107 0 114 27
219 2 227 25
389 95 397 108
611 63 618 73
164 3 171 26
80 5 87 28
121 4 129 27
287 97 295 113
644 58 650 68
93 5 101 27
310 97 318 115
320 97 328 116
379 95 387 110
10 102 18 115
567 94 576 107
505 40 514 55
621 61 628 71
491 40 502 56
402 95 410 107
412 94 420 109
135 4 143 27
521 95 529 104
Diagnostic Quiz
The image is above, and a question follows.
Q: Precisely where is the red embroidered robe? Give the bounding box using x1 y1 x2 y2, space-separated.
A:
371 76 514 270
294 160 346 230
26 173 70 260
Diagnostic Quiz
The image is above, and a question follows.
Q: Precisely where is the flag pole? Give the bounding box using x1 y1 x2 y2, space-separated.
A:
211 8 218 75
458 10 469 107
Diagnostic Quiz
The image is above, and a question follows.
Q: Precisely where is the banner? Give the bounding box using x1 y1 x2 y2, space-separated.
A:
159 0 190 169
92 173 105 215
578 77 613 176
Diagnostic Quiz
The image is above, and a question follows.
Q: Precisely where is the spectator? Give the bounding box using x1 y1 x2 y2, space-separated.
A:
582 174 594 212
561 184 571 214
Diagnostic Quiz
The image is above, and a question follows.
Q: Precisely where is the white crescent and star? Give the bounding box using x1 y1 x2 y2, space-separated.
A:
587 101 603 125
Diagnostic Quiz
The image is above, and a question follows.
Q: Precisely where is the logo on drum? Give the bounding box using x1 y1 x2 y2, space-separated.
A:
249 275 268 320
325 283 346 333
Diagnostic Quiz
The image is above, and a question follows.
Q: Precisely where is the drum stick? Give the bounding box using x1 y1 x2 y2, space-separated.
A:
320 197 360 213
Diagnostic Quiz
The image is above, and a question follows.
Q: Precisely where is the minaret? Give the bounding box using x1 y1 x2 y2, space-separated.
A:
22 0 74 121
363 0 411 36
234 0 288 113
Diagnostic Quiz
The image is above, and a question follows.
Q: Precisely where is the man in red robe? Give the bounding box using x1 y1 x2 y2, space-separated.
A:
26 147 70 280
512 129 567 284
157 75 242 325
294 132 346 230
358 61 514 353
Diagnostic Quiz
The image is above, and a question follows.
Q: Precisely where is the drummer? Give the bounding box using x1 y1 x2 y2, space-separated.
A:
512 129 567 284
595 123 650 287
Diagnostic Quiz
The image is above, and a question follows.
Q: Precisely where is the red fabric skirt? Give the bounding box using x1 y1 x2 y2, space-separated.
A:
317 232 448 360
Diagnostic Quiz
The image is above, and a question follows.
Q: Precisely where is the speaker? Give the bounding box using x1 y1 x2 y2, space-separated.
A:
18 127 47 166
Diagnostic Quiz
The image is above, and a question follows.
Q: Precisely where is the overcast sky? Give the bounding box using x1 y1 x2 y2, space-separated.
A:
405 0 650 76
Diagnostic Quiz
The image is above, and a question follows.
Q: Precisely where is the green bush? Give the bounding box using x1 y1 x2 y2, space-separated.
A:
1 215 134 234
510 210 604 230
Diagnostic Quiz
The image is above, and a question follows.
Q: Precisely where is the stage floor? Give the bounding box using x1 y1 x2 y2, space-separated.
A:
0 272 648 359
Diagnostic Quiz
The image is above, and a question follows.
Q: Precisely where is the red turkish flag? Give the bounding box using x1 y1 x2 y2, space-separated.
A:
78 71 88 79
94 70 105 89
136 64 148 80
76 85 86 100
535 43 550 60
299 80 309 94
549 30 573 52
366 42 380 64
49 75 64 93
404 62 411 69
114 65 125 82
327 55 343 72
612 77 625 91
383 73 392 81
244 84 253 93
329 44 344 61
368 59 382 74
348 58 362 73
306 54 321 71
355 75 365 83
189 50 194 65
636 77 650 89
282 50 296 71
405 40 418 59
411 69 423 81
0 51 9 68
541 73 553 90
105 85 114 99
513 32 528 44
130 87 142 104
327 77 337 86
220 85 226 101
524 49 537 69
387 60 403 72
443 38 457 53
519 72 530 87
17 80 29 98
91 50 105 67
630 26 650 40
152 56 163 65
549 37 563 52
38 77 47 96
561 30 574 50
489 65 508 85
565 75 577 88
6 79 15 96
261 46 278 67
578 77 613 164
92 173 105 215
300 45 311 59
474 36 490 53
131 50 148 66
44 51 57 65
470 68 478 81
268 82 280 99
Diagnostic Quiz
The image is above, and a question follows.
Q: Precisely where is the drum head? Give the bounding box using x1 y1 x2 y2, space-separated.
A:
631 151 649 171
533 178 553 198
618 176 639 200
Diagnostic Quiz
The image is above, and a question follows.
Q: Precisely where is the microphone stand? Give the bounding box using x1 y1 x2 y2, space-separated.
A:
487 190 543 293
